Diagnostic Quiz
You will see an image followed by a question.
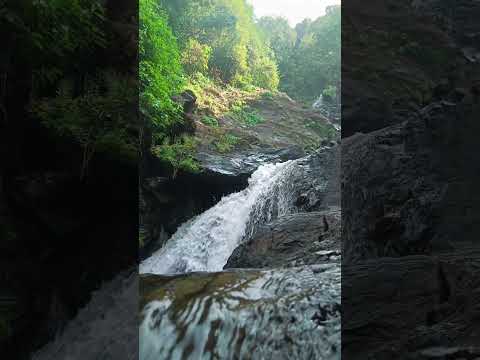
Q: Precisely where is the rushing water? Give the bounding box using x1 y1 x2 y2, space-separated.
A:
140 161 300 275
139 157 341 360
313 95 341 128
140 265 340 360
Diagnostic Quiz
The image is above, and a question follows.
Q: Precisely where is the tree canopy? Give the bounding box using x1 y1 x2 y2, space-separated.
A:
258 5 341 102
138 0 341 173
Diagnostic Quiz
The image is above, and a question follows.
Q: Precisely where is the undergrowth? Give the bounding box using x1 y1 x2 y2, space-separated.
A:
153 135 200 177
214 133 240 153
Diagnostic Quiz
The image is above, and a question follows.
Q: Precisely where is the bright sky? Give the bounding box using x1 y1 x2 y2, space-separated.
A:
248 0 341 26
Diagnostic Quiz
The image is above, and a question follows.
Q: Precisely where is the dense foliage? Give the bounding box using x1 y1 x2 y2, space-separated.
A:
139 1 341 174
2 0 138 178
159 0 279 90
1 0 107 89
33 71 138 178
259 5 341 102
140 0 184 139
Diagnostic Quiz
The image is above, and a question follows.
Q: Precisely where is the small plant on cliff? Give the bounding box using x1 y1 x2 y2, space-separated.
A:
322 85 337 101
214 133 239 153
201 115 219 127
230 106 264 127
153 135 200 178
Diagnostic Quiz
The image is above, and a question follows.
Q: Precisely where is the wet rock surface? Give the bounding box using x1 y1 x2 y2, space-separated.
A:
32 269 139 360
140 143 339 258
225 208 340 269
225 145 340 269
195 145 305 177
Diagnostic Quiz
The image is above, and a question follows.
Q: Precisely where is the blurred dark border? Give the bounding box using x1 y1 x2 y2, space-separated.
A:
342 1 480 358
0 1 138 358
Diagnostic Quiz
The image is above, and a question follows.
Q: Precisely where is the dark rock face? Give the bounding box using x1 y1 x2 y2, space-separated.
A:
412 0 480 50
343 247 480 359
342 96 394 137
1 154 137 358
342 100 480 263
341 1 480 358
341 0 480 138
225 208 340 269
171 90 197 136
196 145 305 178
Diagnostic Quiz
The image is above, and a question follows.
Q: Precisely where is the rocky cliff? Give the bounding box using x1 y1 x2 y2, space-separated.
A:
341 1 480 358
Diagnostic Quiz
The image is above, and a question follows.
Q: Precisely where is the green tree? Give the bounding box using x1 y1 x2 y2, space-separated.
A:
259 6 341 102
139 0 184 138
181 39 212 76
159 0 279 90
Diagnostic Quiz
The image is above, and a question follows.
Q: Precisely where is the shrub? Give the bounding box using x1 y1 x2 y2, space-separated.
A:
153 135 200 177
201 115 219 127
182 39 212 76
32 71 138 179
251 56 280 91
322 85 337 100
230 106 264 127
215 133 239 153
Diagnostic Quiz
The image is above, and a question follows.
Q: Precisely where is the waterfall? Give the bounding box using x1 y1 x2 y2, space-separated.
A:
313 94 324 109
140 160 300 275
31 154 341 360
313 95 341 127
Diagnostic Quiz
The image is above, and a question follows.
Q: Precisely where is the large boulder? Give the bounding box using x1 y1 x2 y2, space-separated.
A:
195 145 305 178
225 208 340 269
342 100 480 263
343 247 480 359
171 90 197 136
225 145 341 269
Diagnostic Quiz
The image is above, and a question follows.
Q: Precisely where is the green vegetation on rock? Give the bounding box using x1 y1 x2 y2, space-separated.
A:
201 116 219 127
230 106 264 127
3 0 138 178
215 134 240 153
33 71 138 178
140 0 184 138
153 135 200 177
139 0 340 172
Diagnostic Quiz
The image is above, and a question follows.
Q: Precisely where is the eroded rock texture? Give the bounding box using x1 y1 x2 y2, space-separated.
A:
225 145 340 269
342 101 480 263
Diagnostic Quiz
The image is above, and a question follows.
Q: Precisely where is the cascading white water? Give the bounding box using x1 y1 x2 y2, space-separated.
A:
140 160 299 275
140 265 341 360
